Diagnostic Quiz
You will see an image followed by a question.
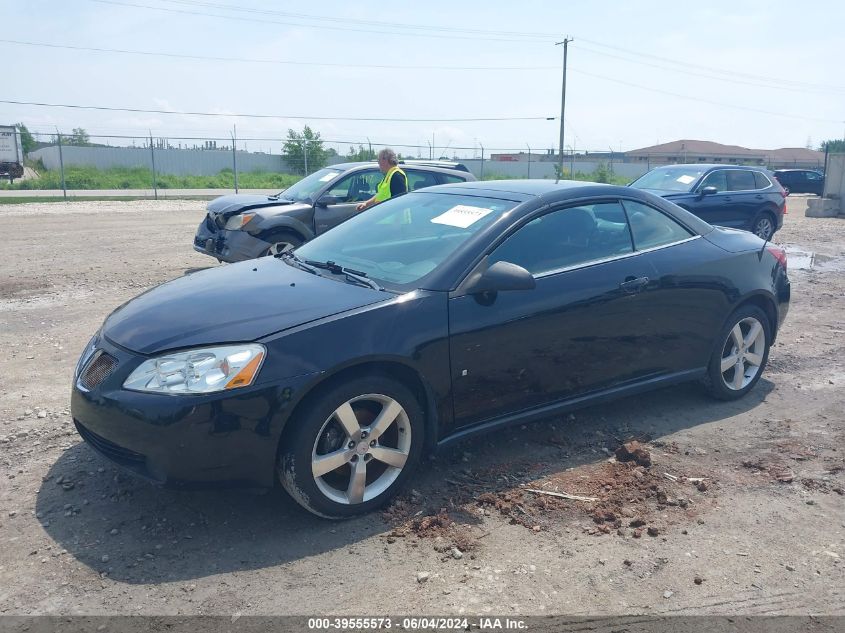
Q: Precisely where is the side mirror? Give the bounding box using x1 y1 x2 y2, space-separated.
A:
699 186 718 197
316 195 341 208
465 260 536 295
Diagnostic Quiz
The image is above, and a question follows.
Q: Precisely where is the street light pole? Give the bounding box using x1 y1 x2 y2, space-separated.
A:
555 37 573 180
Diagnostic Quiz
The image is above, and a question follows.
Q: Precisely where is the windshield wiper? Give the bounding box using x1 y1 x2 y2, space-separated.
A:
304 259 383 291
280 251 318 274
342 268 383 291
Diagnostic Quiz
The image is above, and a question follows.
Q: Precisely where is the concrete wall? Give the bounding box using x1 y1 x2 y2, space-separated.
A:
462 159 648 181
807 153 844 217
29 145 288 175
824 154 845 200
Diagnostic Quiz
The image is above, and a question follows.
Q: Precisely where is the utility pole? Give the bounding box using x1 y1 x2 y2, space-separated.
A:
232 125 239 193
56 127 66 200
555 37 573 180
149 130 158 200
526 144 531 179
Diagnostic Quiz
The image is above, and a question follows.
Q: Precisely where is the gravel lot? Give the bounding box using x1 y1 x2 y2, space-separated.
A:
0 196 843 616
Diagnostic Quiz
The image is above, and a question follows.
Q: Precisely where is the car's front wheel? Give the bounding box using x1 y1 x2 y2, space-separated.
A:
262 231 303 257
278 374 424 518
702 305 771 400
751 212 776 240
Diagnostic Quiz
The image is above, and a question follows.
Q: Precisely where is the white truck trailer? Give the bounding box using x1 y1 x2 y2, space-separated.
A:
0 125 25 181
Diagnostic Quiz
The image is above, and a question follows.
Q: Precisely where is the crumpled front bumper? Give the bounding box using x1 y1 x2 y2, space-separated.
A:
193 214 269 263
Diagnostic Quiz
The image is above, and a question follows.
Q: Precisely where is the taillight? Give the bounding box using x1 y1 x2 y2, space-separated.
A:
766 245 787 271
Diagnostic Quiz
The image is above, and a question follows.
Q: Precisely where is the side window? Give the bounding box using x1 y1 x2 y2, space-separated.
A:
622 200 694 251
726 170 757 191
806 172 822 181
753 171 772 189
325 170 382 202
437 173 467 185
490 202 633 276
406 170 438 191
699 170 727 192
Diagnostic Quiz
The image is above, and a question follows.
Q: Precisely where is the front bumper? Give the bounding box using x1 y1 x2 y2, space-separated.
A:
70 336 315 488
193 215 270 263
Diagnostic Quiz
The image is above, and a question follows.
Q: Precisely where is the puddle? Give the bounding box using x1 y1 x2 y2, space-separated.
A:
782 245 845 272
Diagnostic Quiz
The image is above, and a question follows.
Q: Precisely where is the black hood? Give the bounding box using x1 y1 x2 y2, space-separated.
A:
103 259 388 355
207 194 309 220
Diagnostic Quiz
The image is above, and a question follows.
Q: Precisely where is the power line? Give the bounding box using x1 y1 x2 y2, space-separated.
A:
81 0 845 94
91 0 556 44
0 99 556 123
0 39 558 71
577 37 844 93
21 128 564 152
575 44 845 95
569 67 841 124
157 0 557 39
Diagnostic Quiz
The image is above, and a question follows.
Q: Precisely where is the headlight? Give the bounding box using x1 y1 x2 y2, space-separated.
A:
224 212 257 230
123 344 265 395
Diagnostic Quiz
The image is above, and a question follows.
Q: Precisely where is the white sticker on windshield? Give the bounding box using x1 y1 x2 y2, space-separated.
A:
676 175 696 185
431 205 493 228
319 173 337 182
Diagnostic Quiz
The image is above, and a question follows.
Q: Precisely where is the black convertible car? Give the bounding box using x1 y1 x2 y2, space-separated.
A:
72 180 790 518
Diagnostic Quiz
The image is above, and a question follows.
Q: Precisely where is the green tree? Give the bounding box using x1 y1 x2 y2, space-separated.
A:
14 123 36 154
820 139 845 153
591 162 612 183
282 125 328 174
67 127 91 146
346 144 376 161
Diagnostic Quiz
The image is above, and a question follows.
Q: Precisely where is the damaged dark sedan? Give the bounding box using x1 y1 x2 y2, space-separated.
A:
193 161 475 262
73 180 790 518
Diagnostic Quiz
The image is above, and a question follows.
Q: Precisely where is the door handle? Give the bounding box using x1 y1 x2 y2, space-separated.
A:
619 276 649 293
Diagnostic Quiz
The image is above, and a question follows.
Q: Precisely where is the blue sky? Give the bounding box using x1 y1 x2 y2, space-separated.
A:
2 0 843 156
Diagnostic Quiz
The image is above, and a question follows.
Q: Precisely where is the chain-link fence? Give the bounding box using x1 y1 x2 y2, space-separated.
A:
2 128 828 196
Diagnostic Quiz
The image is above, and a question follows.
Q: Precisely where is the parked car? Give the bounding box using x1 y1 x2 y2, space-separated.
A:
193 160 476 262
73 180 790 518
772 169 824 196
629 164 786 240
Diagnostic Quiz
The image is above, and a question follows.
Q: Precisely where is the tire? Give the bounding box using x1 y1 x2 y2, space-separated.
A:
751 212 776 241
261 231 303 257
278 374 425 519
702 304 771 401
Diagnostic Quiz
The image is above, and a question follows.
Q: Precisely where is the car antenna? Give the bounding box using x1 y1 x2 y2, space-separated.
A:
758 229 771 262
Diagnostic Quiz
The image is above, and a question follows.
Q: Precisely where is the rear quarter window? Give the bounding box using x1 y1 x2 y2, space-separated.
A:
622 200 694 251
753 171 772 189
727 170 757 191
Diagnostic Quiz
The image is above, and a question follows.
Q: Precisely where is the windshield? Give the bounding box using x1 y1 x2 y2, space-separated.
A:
630 166 707 192
295 191 518 288
277 168 343 202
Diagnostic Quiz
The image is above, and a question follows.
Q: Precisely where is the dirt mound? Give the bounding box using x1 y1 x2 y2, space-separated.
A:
384 442 714 543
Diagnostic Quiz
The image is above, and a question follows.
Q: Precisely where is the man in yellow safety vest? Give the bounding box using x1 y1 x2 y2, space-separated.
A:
356 148 409 212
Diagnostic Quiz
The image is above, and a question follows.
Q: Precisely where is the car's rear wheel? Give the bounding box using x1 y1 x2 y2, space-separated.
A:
262 231 303 257
751 212 776 240
278 374 424 518
702 305 771 400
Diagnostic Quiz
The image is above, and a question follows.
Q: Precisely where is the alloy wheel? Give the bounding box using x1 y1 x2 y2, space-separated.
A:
266 241 296 256
719 316 766 391
753 216 774 240
311 394 412 505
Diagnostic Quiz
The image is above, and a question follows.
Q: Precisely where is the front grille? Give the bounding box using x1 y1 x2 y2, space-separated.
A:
79 351 117 390
75 420 146 465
